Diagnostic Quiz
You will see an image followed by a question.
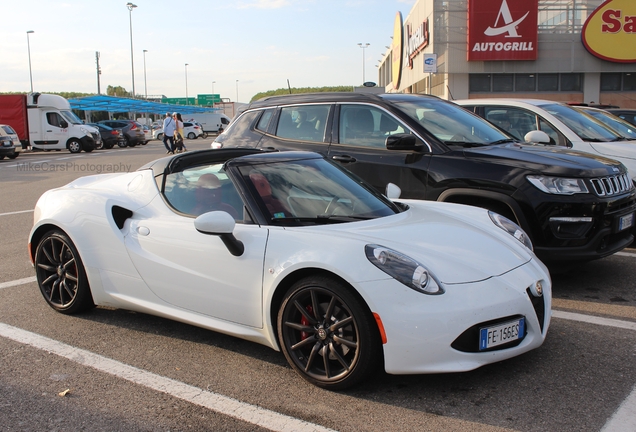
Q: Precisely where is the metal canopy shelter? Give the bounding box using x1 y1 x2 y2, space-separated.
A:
68 95 217 114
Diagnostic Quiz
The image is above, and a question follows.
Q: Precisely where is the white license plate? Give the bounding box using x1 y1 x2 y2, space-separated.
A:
618 213 634 231
479 318 525 351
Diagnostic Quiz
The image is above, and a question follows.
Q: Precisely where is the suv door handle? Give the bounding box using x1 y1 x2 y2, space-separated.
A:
331 155 357 163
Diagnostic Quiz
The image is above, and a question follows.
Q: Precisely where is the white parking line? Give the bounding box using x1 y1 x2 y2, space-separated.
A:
601 385 636 432
552 310 636 331
0 322 335 432
0 209 33 217
615 251 636 258
0 277 36 290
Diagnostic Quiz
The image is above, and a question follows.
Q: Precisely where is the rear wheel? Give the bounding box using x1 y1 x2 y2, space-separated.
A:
34 230 94 314
277 275 381 390
188 132 196 139
8 153 18 159
156 133 163 141
68 139 81 153
117 139 127 148
105 142 114 149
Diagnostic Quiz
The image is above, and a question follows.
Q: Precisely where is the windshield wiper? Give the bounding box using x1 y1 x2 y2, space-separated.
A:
270 215 374 225
489 139 517 145
443 141 487 147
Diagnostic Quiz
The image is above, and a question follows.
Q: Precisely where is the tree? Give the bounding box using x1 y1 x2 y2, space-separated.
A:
251 86 354 102
106 85 131 97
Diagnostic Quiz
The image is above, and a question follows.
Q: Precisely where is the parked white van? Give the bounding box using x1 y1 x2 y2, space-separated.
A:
185 112 231 133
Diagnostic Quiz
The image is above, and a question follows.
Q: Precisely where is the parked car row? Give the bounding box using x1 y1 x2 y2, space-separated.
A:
213 92 636 265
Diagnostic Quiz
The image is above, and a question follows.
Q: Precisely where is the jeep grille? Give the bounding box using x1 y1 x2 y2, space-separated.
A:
590 174 633 197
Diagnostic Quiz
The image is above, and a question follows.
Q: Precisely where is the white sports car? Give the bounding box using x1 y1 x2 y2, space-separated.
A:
29 149 551 389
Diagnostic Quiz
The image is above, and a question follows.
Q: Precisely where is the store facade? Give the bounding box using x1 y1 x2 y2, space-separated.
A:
377 0 636 108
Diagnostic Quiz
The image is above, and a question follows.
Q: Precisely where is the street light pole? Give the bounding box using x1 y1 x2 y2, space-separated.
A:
143 49 148 99
185 63 189 105
212 81 216 94
26 30 34 93
357 42 370 84
126 2 138 98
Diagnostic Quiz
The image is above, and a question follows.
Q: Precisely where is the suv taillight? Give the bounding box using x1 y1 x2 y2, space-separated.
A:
130 123 137 130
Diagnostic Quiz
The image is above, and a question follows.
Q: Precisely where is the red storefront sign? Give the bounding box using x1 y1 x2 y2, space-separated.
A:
468 0 538 61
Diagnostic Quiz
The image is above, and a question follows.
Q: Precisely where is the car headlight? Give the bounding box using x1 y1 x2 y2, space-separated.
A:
80 127 89 135
365 245 444 295
527 175 588 195
488 211 533 251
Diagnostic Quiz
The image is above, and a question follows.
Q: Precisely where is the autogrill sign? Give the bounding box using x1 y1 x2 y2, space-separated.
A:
468 0 538 61
404 19 430 69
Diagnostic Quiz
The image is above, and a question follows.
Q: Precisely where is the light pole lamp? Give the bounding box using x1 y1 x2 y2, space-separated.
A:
26 30 34 93
185 63 189 105
358 42 370 84
143 49 148 99
126 2 137 97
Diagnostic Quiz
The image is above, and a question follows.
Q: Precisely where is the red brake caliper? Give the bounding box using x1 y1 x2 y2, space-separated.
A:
300 305 313 340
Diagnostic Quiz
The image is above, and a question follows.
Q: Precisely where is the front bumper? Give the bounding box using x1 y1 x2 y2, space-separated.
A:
359 260 551 375
80 135 96 151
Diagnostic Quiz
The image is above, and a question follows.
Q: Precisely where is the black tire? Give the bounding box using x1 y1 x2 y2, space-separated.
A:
68 139 82 153
277 275 381 390
34 230 94 314
84 147 94 153
187 132 196 139
95 141 104 150
0 155 5 160
105 142 114 149
156 133 163 141
117 139 127 148
201 132 209 139
141 141 148 145
8 153 18 159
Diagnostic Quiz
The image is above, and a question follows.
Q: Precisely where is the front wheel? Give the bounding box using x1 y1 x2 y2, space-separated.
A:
34 230 94 314
156 133 163 141
277 276 381 390
68 139 82 153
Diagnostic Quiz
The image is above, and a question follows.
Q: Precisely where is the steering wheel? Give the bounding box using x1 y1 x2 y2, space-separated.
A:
324 197 340 216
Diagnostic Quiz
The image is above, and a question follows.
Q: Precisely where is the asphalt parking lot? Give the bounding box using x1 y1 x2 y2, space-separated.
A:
1 138 635 432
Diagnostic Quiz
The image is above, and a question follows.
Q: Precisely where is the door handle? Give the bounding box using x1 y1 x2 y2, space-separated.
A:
331 155 357 163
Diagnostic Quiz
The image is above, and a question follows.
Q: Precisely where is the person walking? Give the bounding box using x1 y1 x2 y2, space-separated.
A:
174 112 187 153
162 112 176 154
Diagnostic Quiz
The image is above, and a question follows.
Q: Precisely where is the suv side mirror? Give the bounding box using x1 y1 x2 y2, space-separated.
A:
386 134 423 151
524 130 551 144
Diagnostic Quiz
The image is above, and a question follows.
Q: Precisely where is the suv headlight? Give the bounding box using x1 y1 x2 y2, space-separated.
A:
489 211 533 251
365 245 444 295
527 175 588 195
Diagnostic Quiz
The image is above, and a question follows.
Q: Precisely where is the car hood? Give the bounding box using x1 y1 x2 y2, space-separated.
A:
464 142 625 177
297 201 535 285
589 141 636 163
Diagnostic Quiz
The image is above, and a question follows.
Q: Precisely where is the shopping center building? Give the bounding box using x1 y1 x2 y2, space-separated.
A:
377 0 636 107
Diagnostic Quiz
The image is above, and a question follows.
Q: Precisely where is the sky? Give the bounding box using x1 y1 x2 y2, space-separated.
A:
2 0 416 103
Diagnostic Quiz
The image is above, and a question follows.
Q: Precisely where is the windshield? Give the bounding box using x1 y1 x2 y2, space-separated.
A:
59 110 84 125
543 104 622 142
237 157 399 225
391 98 510 146
577 109 636 140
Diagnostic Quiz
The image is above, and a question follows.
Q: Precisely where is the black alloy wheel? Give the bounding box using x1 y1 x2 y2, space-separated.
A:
277 276 381 390
34 230 94 314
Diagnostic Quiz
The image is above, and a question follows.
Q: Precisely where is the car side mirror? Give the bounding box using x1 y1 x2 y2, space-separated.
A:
60 120 68 129
385 183 402 199
524 130 551 144
386 134 423 151
194 211 244 256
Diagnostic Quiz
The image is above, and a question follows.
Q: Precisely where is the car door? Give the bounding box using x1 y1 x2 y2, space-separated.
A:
327 103 432 200
42 112 68 144
123 167 269 328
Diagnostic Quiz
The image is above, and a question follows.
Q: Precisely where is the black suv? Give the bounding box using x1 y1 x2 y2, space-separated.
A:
214 92 636 264
99 120 147 147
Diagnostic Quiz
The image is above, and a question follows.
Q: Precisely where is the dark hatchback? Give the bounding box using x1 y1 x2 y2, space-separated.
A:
214 92 636 264
0 135 16 159
98 120 147 147
88 123 126 149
